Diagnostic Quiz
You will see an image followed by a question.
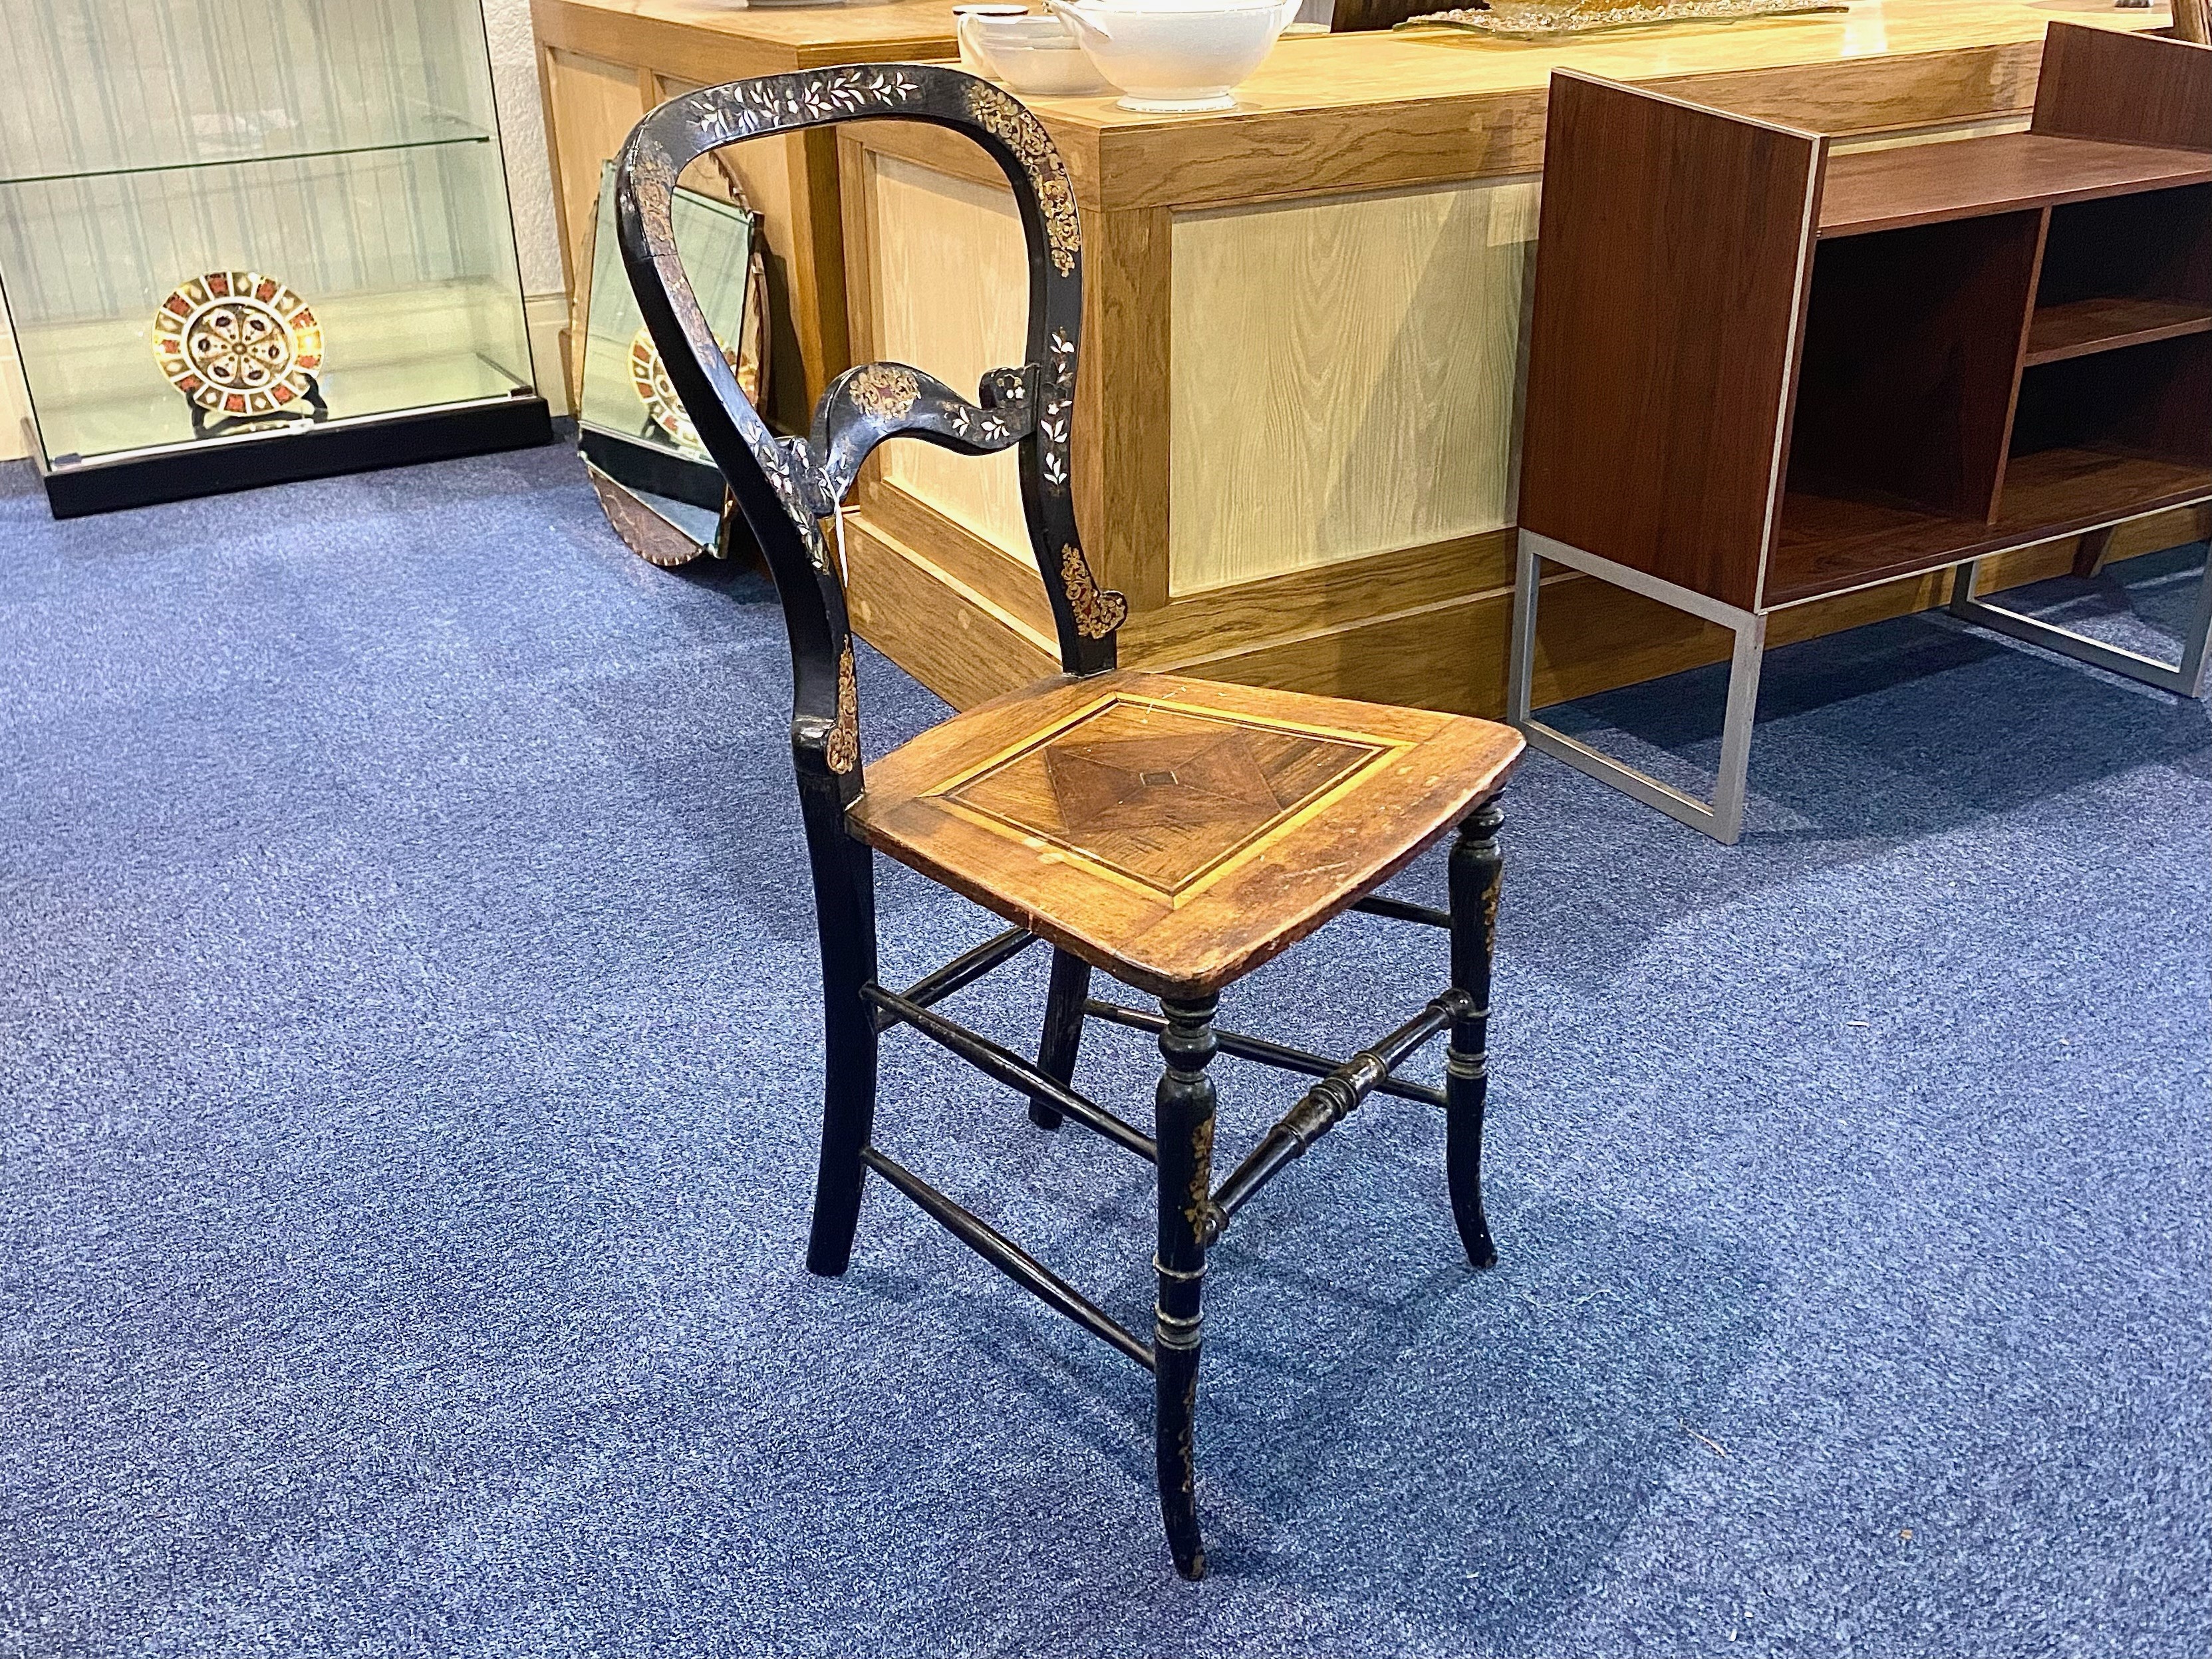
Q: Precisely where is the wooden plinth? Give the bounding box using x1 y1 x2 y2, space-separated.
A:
535 0 2207 720
835 0 2203 719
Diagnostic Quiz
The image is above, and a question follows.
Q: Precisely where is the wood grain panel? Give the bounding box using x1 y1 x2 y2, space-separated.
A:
1651 53 2038 140
791 128 857 415
533 0 961 82
1122 528 1514 665
842 118 1010 193
2030 21 2212 152
941 698 1393 898
858 481 1058 641
1082 205 1175 608
543 49 651 289
535 39 579 305
1009 2 2167 213
1818 132 2212 237
1059 49 2038 214
1077 89 1554 212
1168 176 1539 593
862 152 1032 564
843 513 1057 708
1518 74 1822 612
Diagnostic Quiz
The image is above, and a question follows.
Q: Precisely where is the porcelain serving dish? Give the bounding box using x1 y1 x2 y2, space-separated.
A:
965 11 1115 94
1047 0 1296 110
954 4 1030 73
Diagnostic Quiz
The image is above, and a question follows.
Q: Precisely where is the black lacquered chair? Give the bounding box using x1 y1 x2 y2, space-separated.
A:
616 65 1525 1579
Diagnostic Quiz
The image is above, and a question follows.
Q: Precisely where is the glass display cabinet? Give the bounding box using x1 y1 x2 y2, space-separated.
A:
577 159 759 565
0 0 551 517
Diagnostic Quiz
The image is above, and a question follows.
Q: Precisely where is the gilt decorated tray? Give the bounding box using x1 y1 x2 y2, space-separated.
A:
1398 0 1843 39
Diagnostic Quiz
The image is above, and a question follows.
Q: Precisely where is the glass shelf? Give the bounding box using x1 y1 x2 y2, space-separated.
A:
0 126 495 188
0 1 505 183
30 311 532 466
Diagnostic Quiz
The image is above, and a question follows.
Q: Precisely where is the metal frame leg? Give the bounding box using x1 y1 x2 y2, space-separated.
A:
1508 531 1768 845
1948 549 2212 700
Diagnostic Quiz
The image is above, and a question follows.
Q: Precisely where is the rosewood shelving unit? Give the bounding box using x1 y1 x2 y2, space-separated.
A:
1508 21 2212 841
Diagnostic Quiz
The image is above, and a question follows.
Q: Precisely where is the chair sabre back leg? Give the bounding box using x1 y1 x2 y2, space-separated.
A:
1445 802 1504 1270
1153 992 1219 1581
805 802 882 1278
1031 949 1091 1131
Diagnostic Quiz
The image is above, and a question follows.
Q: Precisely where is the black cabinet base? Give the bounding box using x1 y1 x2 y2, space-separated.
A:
37 395 555 519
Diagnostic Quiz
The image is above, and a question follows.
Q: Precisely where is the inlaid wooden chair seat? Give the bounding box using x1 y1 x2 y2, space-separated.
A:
615 63 1528 1581
853 669 1522 998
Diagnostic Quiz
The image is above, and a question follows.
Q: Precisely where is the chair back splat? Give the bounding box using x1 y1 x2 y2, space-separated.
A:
615 66 1120 811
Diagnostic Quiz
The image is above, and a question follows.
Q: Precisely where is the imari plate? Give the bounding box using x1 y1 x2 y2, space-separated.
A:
628 325 742 452
151 271 324 418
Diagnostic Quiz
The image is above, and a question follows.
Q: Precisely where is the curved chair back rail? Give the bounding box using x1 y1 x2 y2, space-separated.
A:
614 65 1117 802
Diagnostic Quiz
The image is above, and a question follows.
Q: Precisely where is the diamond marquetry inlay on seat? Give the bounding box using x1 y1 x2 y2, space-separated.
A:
850 670 1523 997
947 697 1392 898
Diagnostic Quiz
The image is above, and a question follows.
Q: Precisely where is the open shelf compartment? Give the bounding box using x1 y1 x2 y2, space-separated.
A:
1771 331 2212 609
2026 185 2212 367
2005 331 2212 522
1769 211 2041 606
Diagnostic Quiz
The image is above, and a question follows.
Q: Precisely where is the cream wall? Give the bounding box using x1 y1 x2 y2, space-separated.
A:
0 0 571 465
484 0 572 301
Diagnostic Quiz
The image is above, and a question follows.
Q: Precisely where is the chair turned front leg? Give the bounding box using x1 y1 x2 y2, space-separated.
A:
1153 992 1218 1581
1030 948 1091 1131
1445 802 1504 1270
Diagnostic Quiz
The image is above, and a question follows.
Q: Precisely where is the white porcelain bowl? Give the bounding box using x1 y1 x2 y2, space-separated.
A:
1047 0 1287 112
967 13 1115 94
954 4 1030 75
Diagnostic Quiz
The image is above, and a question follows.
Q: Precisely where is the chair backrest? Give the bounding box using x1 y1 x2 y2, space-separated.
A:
615 67 1125 802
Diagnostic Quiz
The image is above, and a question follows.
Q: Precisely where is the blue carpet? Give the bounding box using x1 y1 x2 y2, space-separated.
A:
1 442 2205 1658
